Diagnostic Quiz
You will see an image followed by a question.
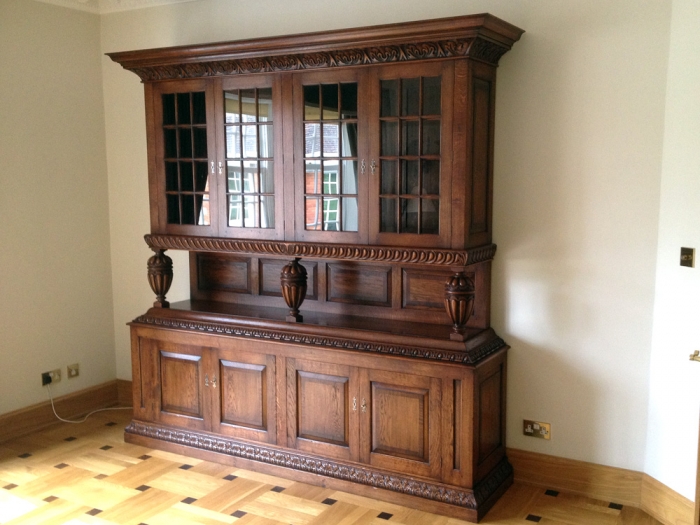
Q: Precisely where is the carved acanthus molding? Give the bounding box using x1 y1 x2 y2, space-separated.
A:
132 314 507 364
144 234 496 267
126 420 513 509
125 37 509 81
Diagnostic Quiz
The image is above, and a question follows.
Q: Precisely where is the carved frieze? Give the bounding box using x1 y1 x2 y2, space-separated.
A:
144 234 497 266
124 37 510 81
132 314 507 364
125 420 513 509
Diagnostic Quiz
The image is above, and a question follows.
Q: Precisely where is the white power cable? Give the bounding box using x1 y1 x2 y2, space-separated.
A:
45 383 132 424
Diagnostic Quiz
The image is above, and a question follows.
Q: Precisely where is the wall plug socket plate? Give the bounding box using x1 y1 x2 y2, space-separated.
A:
523 419 551 440
41 369 61 386
67 363 80 378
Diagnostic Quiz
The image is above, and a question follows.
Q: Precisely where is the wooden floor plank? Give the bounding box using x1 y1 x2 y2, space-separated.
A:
0 410 665 525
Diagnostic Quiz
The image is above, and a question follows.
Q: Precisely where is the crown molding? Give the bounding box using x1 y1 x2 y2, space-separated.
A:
34 0 200 15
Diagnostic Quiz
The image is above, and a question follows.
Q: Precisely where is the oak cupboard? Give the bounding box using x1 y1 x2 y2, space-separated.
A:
110 14 523 521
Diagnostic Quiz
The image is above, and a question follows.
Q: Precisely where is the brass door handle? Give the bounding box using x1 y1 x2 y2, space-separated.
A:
690 351 700 362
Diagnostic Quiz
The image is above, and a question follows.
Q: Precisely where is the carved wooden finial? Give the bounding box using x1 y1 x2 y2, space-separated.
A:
147 249 173 308
281 258 307 323
444 270 475 342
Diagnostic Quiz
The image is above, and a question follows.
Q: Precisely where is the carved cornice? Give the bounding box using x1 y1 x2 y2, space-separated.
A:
144 234 496 267
132 314 507 364
126 420 513 509
126 37 506 81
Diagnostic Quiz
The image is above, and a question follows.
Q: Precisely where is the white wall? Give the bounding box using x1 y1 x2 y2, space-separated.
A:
101 0 673 476
645 0 700 502
0 0 115 413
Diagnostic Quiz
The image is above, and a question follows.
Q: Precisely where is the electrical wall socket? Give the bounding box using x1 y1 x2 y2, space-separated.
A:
41 369 61 386
523 419 551 440
67 363 80 378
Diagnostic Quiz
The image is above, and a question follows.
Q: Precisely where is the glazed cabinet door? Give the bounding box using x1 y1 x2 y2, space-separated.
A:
211 340 277 444
215 75 284 240
291 69 369 244
149 79 219 236
361 368 442 480
134 336 213 432
368 62 454 248
286 357 361 462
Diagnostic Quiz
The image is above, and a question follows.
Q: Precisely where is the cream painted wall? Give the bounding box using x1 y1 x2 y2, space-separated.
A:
645 0 700 502
0 0 115 414
101 0 673 477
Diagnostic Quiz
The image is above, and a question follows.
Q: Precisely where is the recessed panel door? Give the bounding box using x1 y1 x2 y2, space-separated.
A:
212 345 277 444
362 368 442 480
286 358 360 462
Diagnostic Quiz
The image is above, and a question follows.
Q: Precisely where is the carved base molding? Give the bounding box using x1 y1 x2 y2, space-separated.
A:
125 420 513 520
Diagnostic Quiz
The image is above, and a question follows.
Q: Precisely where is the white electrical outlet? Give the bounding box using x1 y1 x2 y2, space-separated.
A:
67 363 80 378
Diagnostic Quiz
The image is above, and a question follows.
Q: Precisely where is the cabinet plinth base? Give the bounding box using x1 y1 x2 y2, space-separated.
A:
124 420 512 522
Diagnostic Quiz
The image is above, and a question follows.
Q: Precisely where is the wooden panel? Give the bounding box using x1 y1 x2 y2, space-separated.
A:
402 268 475 311
327 263 391 307
219 360 267 430
297 370 349 446
259 258 317 300
371 382 429 462
469 78 491 235
478 368 502 463
160 351 203 418
196 252 251 294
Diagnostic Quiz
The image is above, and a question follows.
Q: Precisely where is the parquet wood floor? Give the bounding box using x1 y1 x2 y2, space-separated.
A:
0 411 662 524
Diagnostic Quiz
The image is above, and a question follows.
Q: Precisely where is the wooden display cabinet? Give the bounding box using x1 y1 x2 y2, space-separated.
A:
110 13 523 522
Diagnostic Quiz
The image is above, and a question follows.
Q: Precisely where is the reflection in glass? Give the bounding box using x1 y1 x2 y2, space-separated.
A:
305 160 321 194
305 196 322 230
226 125 241 158
422 160 439 195
381 160 397 194
340 83 358 117
243 167 255 193
381 121 398 156
195 162 209 192
241 89 256 121
400 198 419 233
342 160 358 194
165 162 178 191
380 80 399 117
400 160 419 195
342 197 358 232
341 123 357 157
305 123 321 157
323 164 340 195
304 85 320 120
179 128 192 158
192 92 206 124
260 196 274 228
422 120 440 155
422 77 441 115
179 162 193 191
322 123 339 157
260 161 274 193
258 88 273 122
401 78 420 116
259 124 273 157
164 129 177 158
380 198 397 233
177 93 191 124
322 84 339 120
401 121 419 156
244 195 259 227
167 194 180 224
242 125 257 158
162 94 176 125
181 194 195 225
323 197 340 231
228 195 243 227
193 127 207 158
225 91 241 123
421 199 439 234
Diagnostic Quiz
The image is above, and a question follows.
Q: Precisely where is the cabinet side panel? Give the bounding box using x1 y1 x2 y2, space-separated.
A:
470 78 491 236
477 368 502 462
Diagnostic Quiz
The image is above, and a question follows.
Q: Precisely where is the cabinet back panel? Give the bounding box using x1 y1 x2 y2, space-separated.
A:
327 263 392 307
260 258 318 299
196 253 251 294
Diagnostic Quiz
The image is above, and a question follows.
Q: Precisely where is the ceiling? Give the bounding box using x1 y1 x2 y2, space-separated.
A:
34 0 201 14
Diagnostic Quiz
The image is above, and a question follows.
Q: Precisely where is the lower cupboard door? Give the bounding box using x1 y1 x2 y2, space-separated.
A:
286 358 360 462
212 349 277 444
364 369 442 480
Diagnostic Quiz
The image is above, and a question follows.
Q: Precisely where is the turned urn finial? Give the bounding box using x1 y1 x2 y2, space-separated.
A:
147 249 173 308
281 258 307 323
444 270 475 342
